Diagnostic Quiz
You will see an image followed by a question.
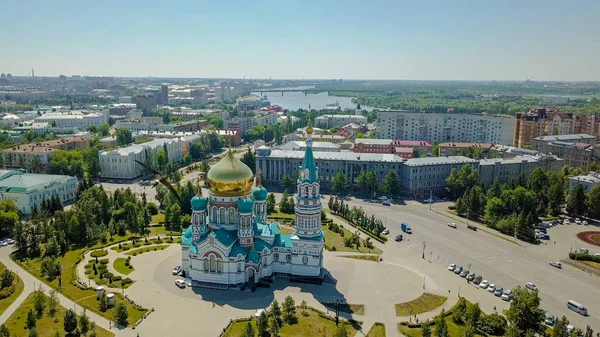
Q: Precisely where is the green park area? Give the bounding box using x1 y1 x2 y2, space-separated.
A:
113 257 134 275
83 258 134 288
0 262 24 316
322 224 382 255
366 323 386 337
395 293 447 316
125 245 169 256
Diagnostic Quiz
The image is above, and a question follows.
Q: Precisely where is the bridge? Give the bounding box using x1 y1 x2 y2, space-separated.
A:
252 88 389 96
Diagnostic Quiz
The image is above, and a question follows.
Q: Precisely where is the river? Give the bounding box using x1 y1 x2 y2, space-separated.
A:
251 86 374 111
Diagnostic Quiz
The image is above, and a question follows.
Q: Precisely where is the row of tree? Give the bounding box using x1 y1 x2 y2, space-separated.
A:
333 170 401 198
329 196 386 237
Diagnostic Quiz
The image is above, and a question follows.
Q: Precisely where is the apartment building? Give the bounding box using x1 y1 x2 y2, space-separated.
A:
569 172 600 193
478 155 563 186
438 142 493 157
353 139 394 154
513 108 581 148
401 156 479 197
2 137 91 171
377 111 514 145
314 115 368 129
34 110 109 129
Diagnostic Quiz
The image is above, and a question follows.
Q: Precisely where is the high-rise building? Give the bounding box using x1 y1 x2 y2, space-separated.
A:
135 94 157 115
513 108 576 147
161 84 169 104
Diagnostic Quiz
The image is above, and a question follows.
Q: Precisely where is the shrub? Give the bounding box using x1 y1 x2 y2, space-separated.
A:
124 261 129 266
480 313 507 336
132 252 138 256
113 275 122 282
448 205 456 210
146 202 159 215
84 269 92 275
90 250 108 258
332 245 337 251
128 265 133 269
153 247 157 251
132 243 141 248
0 286 15 299
122 278 133 285
127 256 131 261
99 259 109 265
40 257 60 280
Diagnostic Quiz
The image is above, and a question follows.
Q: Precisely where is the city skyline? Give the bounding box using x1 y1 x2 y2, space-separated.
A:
2 0 600 81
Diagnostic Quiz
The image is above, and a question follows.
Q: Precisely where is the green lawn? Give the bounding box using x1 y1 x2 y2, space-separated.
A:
321 302 365 316
222 307 359 337
83 257 134 289
340 255 380 262
125 245 169 256
395 293 447 316
110 237 180 253
322 225 383 255
151 213 165 224
366 323 386 337
0 262 24 316
147 225 179 237
278 225 295 235
268 210 296 220
4 292 114 337
13 244 148 326
113 258 134 275
581 260 600 270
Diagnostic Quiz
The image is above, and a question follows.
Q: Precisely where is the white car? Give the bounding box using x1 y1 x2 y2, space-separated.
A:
6 239 14 244
447 223 457 229
575 218 582 224
526 282 537 291
501 289 512 301
175 279 186 288
382 229 390 235
564 219 571 225
0 241 6 247
487 284 496 292
583 220 589 226
479 280 490 289
448 263 456 271
550 261 562 269
172 266 182 275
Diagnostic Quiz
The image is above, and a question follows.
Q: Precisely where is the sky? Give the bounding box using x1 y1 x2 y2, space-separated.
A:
2 0 600 81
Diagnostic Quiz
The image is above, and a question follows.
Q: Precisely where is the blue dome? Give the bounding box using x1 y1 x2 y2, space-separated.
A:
191 196 207 211
238 198 254 214
252 186 268 201
184 226 192 238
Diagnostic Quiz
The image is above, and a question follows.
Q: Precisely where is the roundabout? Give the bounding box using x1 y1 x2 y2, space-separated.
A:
577 231 600 247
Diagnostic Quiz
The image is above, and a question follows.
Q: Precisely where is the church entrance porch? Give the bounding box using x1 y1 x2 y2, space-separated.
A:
245 266 258 291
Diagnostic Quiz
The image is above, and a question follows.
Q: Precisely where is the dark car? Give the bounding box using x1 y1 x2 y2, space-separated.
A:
473 275 483 285
395 234 403 242
467 225 477 231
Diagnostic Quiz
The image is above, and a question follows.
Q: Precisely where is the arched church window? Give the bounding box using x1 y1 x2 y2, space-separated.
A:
303 256 308 264
211 206 217 222
219 208 226 224
238 262 242 272
228 208 235 224
203 258 209 271
274 253 279 261
217 259 223 273
210 255 216 272
286 254 292 263
262 256 267 266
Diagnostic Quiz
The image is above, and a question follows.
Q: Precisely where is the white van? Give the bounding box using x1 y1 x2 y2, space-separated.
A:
567 300 588 316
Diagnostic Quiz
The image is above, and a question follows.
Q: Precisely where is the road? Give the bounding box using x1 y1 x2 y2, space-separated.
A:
338 196 600 332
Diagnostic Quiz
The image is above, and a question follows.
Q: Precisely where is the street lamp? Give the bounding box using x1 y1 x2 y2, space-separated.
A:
422 241 426 259
335 299 344 326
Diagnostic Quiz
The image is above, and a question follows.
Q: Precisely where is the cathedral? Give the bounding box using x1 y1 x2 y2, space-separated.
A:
181 120 324 289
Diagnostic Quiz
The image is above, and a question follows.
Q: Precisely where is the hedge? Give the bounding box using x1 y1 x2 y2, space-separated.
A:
569 252 600 263
90 249 108 258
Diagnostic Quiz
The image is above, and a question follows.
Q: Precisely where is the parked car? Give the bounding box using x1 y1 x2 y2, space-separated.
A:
575 218 582 224
579 248 589 254
454 266 463 274
583 220 589 225
172 266 182 275
494 287 504 297
473 275 482 285
501 289 512 301
537 233 550 240
487 284 496 292
545 315 556 326
466 273 475 281
564 219 571 225
378 196 387 201
467 225 477 231
448 263 456 271
479 280 490 289
382 201 390 206
175 279 186 288
447 222 457 229
526 282 537 291
0 241 6 247
395 234 403 242
6 238 14 244
550 261 562 269
382 229 390 235
459 270 469 278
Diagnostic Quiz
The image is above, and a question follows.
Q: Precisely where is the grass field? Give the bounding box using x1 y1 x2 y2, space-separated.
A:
222 308 359 337
395 293 447 316
113 258 134 275
4 292 114 337
278 225 295 235
147 226 179 237
151 213 165 224
322 302 365 316
340 255 380 262
0 262 24 316
111 237 179 253
581 260 600 270
83 258 134 289
125 245 169 256
366 323 386 337
322 226 383 255
13 244 148 326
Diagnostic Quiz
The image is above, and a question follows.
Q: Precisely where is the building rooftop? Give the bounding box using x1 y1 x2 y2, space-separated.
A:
393 140 433 147
355 138 393 146
315 114 366 119
439 142 493 149
394 147 414 154
265 149 404 163
570 172 600 184
276 141 340 151
478 155 558 166
533 134 596 142
100 138 180 156
36 110 106 120
0 169 76 194
403 156 477 167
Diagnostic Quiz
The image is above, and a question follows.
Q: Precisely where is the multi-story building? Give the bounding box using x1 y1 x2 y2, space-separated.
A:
253 113 278 126
136 94 157 115
34 110 109 129
224 117 253 135
392 140 433 155
98 138 183 180
401 156 479 197
569 172 600 193
276 141 341 153
513 108 578 147
574 115 600 137
108 104 136 116
2 137 90 171
531 134 597 150
478 155 563 186
256 146 404 189
314 115 367 129
353 139 394 154
0 169 78 215
377 111 514 145
533 141 593 168
438 142 493 157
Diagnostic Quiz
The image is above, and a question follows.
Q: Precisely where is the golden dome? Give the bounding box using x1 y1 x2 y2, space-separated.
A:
207 148 254 196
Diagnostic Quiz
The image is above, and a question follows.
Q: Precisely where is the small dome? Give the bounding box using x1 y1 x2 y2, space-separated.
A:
191 196 207 211
207 148 254 196
238 198 254 214
184 226 192 238
252 186 268 201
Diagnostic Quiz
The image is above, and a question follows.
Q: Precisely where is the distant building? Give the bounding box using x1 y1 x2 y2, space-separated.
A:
136 94 157 115
491 145 540 158
109 104 136 116
0 169 78 215
276 141 341 153
531 134 597 150
2 137 91 172
438 142 493 157
513 108 578 148
401 156 479 197
569 172 600 193
377 111 514 145
34 110 109 129
314 115 367 129
224 117 253 135
478 155 563 186
392 140 433 155
353 139 394 154
394 147 414 159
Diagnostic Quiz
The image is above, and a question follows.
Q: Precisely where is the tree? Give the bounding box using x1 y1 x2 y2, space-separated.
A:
421 323 432 337
270 300 282 323
26 309 36 330
63 309 78 335
0 269 14 289
332 171 347 195
0 324 10 337
552 316 569 337
584 326 594 337
33 287 46 318
587 185 600 219
113 303 129 327
257 311 269 337
281 174 294 190
241 148 256 174
266 193 276 214
282 295 296 324
300 300 308 316
506 286 545 335
98 124 110 136
445 164 479 200
280 190 291 213
380 171 401 197
435 309 449 337
99 293 108 312
47 290 59 317
28 329 38 337
79 309 90 336
115 128 132 146
242 321 255 337
334 324 348 337
466 302 481 328
268 317 280 337
463 322 476 337
566 183 587 217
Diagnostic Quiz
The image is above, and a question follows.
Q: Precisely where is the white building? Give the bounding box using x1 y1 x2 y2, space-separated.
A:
99 138 183 180
376 111 515 145
314 114 368 129
569 172 600 193
0 169 78 215
35 110 109 129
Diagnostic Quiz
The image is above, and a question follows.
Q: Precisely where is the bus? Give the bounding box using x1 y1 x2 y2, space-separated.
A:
567 300 588 316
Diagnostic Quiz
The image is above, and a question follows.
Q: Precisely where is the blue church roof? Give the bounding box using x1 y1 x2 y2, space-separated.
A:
191 196 208 211
254 238 272 252
255 223 278 237
190 245 198 254
252 186 268 201
247 246 260 263
238 198 254 214
213 228 236 247
181 226 193 246
229 243 247 258
273 233 293 248
300 141 318 183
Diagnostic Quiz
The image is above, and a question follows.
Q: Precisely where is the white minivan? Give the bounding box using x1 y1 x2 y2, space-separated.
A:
567 300 588 316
